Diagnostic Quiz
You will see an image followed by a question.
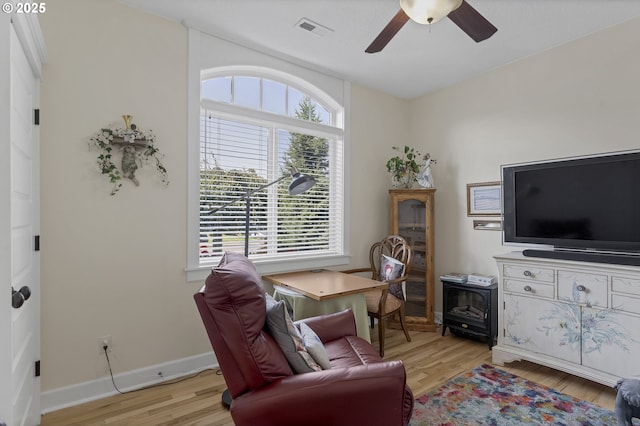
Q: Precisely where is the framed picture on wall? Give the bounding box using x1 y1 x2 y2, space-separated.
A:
467 181 501 216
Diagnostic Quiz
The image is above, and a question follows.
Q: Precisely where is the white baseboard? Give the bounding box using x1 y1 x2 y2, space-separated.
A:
435 310 443 325
41 351 218 414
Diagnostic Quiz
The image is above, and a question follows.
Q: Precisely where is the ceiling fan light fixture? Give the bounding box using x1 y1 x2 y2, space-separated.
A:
399 0 463 25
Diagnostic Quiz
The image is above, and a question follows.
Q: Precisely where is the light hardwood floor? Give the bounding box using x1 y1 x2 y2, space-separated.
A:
41 326 617 425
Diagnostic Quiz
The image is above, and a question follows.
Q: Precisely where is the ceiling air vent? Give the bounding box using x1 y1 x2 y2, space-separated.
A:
295 18 333 37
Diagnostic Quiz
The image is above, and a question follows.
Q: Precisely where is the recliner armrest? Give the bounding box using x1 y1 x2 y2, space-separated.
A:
230 361 411 426
294 309 357 343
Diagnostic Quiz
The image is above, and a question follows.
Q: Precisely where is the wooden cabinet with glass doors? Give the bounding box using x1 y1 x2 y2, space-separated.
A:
389 189 436 331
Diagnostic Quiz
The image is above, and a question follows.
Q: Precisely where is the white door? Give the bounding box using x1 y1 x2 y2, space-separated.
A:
0 16 43 426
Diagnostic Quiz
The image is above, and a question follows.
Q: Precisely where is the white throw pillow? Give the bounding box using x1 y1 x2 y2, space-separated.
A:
379 254 405 281
299 322 332 370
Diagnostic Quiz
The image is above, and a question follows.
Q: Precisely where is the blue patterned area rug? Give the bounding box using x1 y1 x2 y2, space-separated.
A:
411 363 620 425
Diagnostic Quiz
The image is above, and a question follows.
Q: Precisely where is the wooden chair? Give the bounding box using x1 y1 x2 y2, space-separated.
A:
345 235 412 357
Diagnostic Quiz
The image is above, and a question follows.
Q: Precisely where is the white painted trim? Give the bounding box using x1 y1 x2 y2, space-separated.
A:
341 80 351 260
200 99 343 138
41 352 218 414
186 27 202 275
186 253 352 282
11 13 47 78
185 28 351 280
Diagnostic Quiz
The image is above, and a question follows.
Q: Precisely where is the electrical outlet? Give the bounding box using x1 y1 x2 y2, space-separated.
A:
98 335 112 354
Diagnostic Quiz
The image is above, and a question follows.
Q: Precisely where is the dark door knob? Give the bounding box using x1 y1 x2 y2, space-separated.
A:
11 286 31 309
12 288 24 308
19 285 31 301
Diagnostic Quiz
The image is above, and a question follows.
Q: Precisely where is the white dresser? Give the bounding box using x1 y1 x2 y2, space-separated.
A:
493 252 640 386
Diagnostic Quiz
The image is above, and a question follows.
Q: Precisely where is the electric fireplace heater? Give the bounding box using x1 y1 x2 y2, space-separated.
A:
441 280 498 348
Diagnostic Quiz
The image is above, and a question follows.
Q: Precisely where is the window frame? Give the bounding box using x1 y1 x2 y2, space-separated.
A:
187 63 350 281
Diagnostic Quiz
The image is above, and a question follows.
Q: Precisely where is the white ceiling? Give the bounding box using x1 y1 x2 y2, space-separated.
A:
119 0 640 99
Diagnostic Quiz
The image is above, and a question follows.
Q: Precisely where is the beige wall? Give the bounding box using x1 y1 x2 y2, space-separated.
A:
38 0 403 392
39 0 640 396
348 84 411 266
39 0 197 391
410 17 640 309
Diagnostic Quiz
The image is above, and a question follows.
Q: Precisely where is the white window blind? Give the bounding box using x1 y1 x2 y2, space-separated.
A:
199 102 343 265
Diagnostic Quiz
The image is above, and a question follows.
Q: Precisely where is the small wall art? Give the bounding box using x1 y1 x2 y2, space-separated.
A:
467 181 501 216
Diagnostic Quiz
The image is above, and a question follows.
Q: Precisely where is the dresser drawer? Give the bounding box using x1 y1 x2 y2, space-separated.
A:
502 264 555 283
558 270 607 308
504 279 555 299
612 293 640 316
612 276 640 297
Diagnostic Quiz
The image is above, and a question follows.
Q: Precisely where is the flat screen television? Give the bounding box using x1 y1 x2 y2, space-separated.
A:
502 150 640 265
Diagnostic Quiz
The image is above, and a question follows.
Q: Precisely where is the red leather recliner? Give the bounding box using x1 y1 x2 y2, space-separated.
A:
194 252 414 426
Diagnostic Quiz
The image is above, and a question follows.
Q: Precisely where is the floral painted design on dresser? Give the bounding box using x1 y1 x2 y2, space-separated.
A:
504 298 534 347
537 282 633 355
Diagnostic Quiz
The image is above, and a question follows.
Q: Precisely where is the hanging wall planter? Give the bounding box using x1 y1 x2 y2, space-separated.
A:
90 115 169 195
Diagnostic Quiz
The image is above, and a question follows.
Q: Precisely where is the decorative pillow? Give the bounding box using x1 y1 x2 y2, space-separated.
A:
380 254 406 300
265 292 278 310
299 322 331 370
265 300 322 374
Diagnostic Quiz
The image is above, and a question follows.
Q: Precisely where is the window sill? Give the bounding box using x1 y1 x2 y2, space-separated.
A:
185 254 351 283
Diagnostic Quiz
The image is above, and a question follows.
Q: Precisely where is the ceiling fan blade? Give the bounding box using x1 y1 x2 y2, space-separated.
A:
447 0 497 42
365 9 410 53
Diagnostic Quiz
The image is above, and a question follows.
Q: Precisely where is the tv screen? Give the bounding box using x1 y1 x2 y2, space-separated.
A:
502 151 640 253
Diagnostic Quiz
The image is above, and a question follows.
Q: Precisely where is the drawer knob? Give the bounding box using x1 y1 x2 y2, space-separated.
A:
576 285 586 292
524 285 532 292
523 270 533 277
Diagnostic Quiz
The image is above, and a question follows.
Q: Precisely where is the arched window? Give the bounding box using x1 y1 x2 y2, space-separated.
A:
197 67 345 266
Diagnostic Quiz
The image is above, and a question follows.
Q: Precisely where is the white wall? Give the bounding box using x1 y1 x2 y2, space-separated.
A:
409 17 640 309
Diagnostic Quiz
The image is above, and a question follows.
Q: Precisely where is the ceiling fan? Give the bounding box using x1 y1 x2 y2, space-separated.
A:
366 0 497 53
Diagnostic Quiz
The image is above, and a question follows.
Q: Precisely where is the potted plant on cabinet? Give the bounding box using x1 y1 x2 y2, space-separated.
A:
386 145 422 189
